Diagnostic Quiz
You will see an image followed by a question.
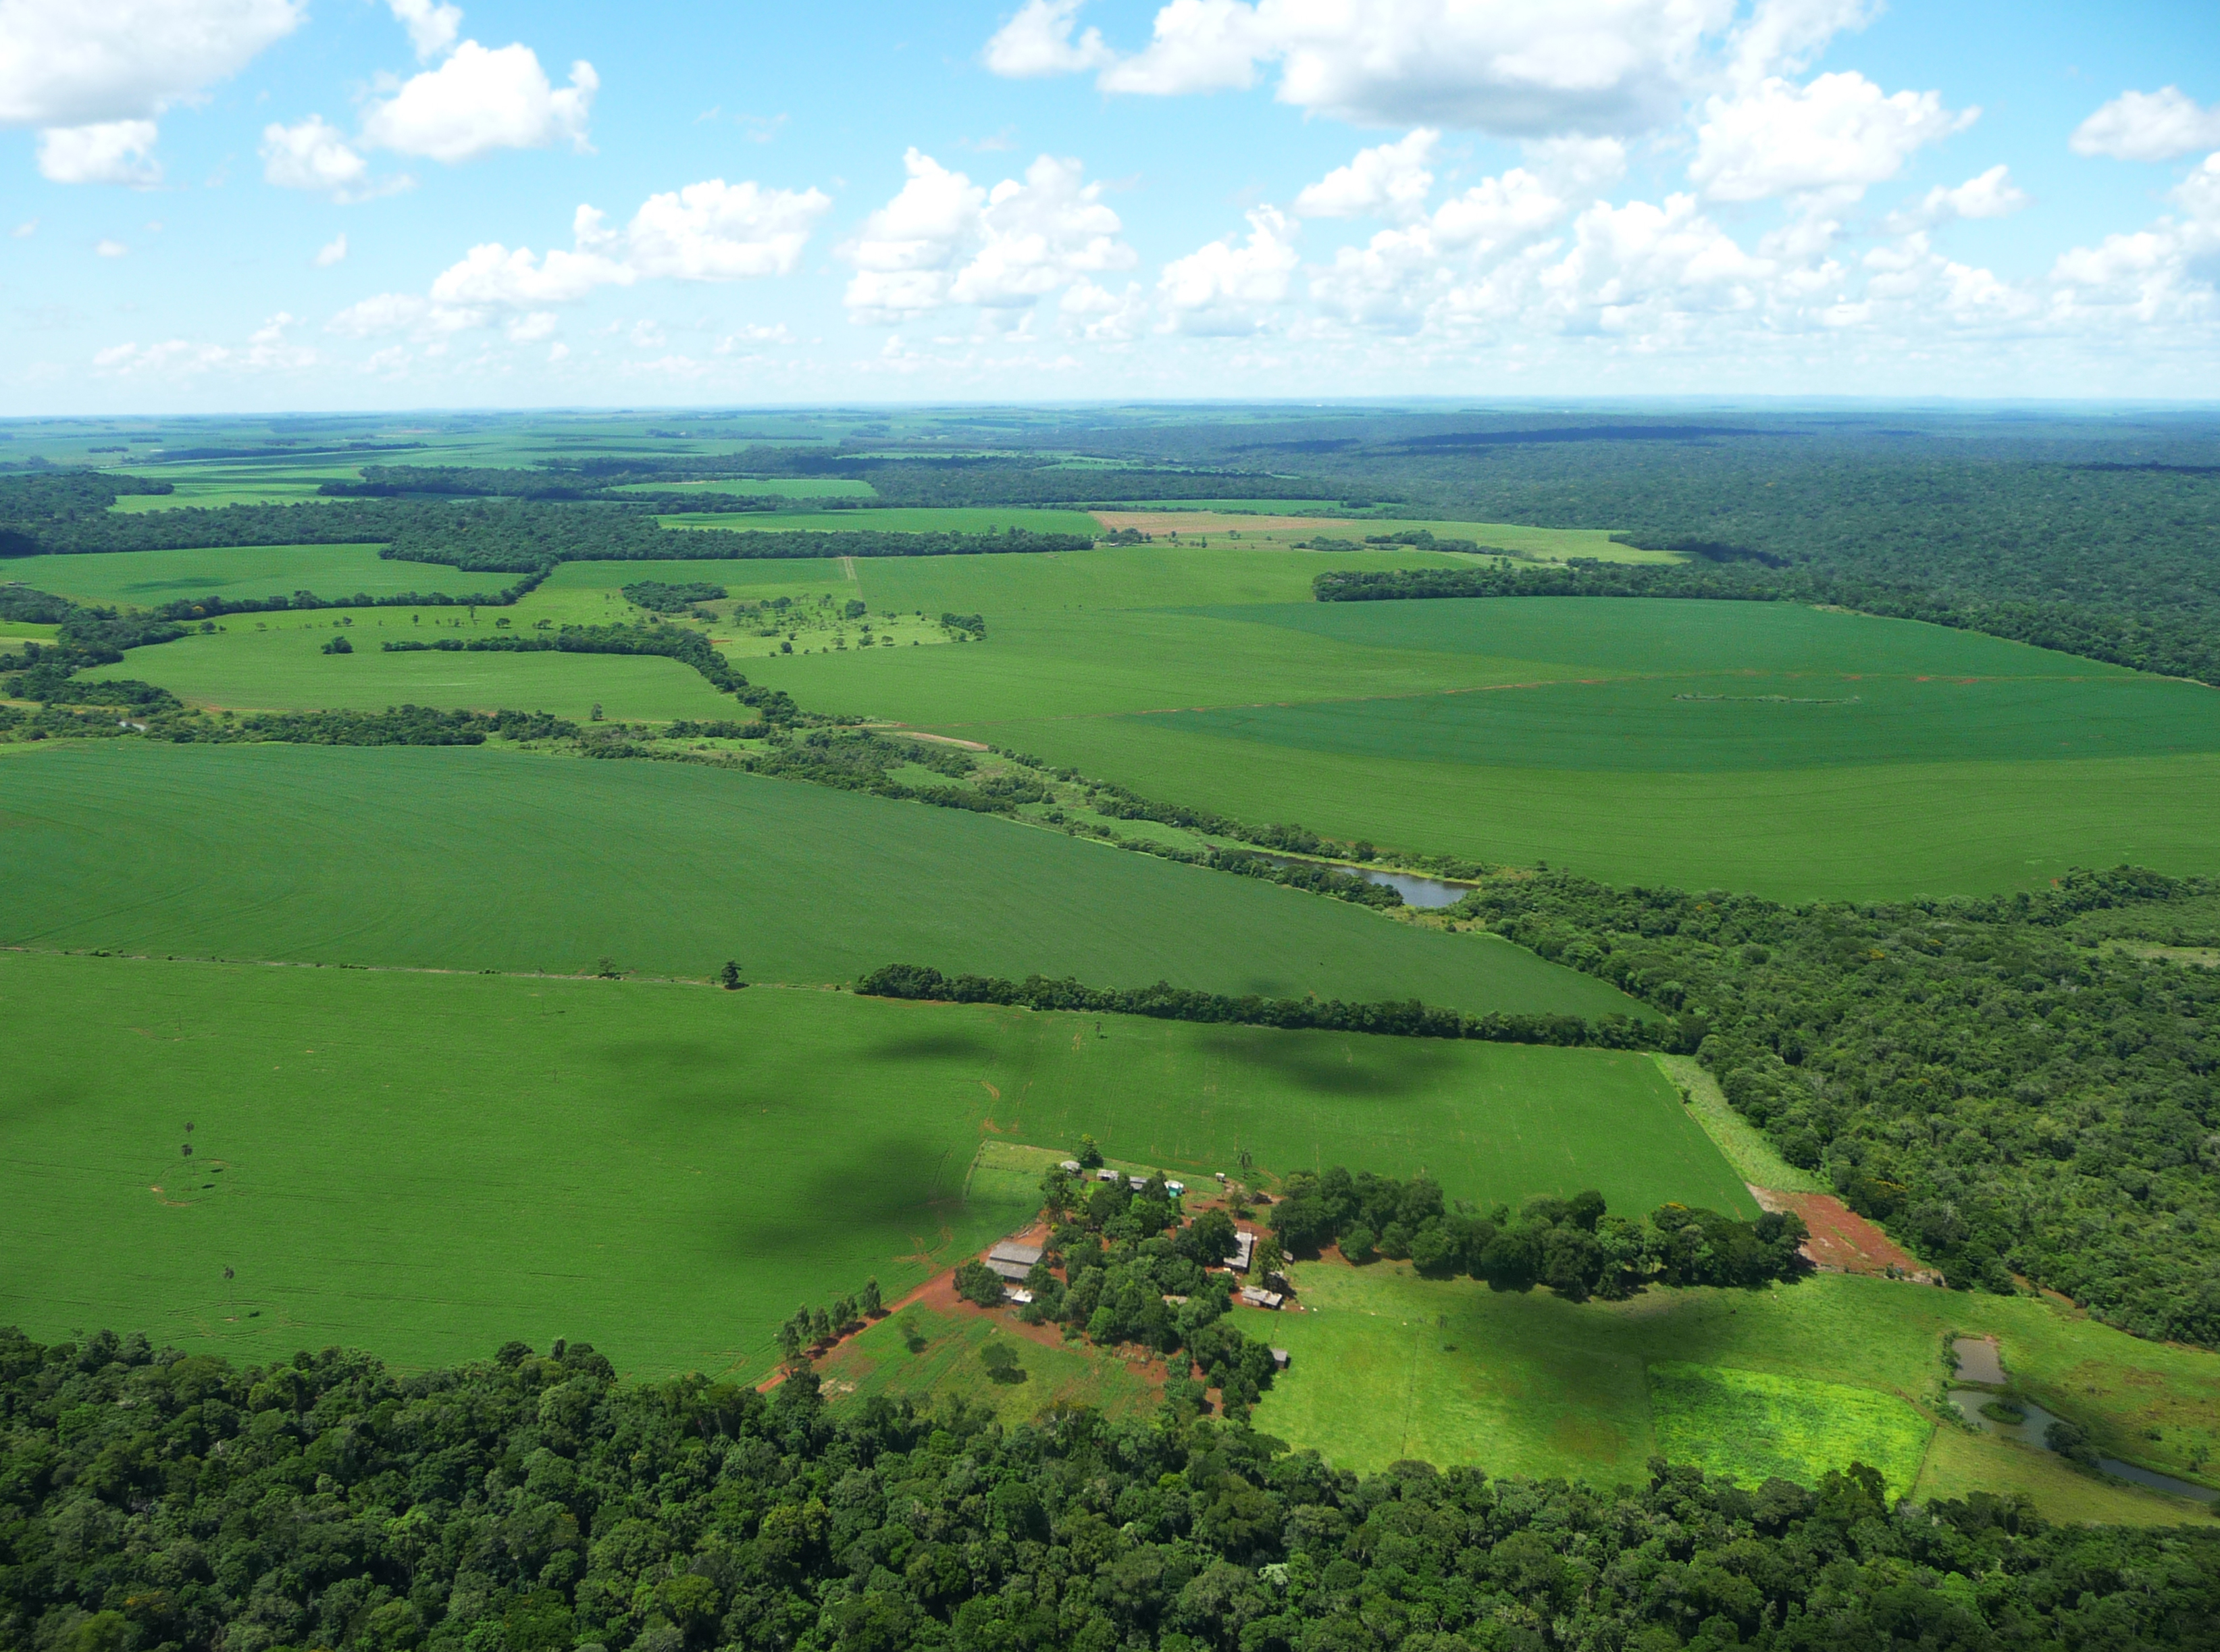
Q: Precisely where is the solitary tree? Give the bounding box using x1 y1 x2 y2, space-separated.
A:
719 960 744 990
979 1341 1022 1384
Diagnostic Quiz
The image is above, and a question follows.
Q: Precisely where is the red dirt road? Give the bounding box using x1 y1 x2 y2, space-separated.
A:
1750 1185 1942 1283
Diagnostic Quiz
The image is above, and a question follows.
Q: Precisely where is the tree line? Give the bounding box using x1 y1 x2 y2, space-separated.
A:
855 964 1672 1052
3 1326 2215 1652
1451 865 2220 1348
1267 1168 1808 1300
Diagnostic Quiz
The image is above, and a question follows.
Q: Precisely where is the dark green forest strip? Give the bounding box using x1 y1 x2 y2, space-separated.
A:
1312 561 2220 688
1453 866 2220 1347
857 962 1671 1048
5 1328 2216 1652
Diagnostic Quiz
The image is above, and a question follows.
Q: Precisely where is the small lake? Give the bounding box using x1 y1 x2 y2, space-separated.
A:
1945 1386 2219 1505
1260 854 1474 910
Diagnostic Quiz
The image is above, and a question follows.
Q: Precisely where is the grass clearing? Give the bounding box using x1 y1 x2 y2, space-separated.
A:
752 595 2220 900
611 477 878 498
1249 1259 2220 1518
1088 514 1674 563
0 740 1641 1014
1647 1360 1932 1497
819 1306 1159 1426
0 954 1736 1380
5 544 495 606
663 507 1106 538
1655 1055 1828 1194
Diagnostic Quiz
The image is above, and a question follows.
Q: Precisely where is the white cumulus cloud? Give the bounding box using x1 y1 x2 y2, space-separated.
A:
96 237 129 257
261 115 371 195
0 0 302 127
36 119 160 185
315 232 348 267
361 40 596 164
626 179 831 280
1690 72 1973 202
2071 87 2220 164
1156 205 1297 334
987 0 1837 139
387 0 463 61
1294 130 1438 223
983 0 1112 76
843 149 1131 323
1884 164 2029 233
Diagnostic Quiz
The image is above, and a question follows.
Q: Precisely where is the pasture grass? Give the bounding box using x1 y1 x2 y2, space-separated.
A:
0 954 1736 1379
748 596 2220 900
1647 1360 1932 1498
819 1306 1159 1428
1247 1259 2220 1518
1655 1056 1828 1195
611 477 877 498
0 740 1643 1015
77 621 738 721
9 544 510 606
1915 1424 2219 1526
663 507 1106 538
1087 514 1674 563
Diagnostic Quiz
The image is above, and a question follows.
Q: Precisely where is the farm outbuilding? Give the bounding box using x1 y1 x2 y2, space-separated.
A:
984 1239 1044 1282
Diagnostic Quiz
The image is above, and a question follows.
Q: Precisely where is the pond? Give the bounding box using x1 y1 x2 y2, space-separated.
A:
1944 1386 2219 1505
1260 854 1474 910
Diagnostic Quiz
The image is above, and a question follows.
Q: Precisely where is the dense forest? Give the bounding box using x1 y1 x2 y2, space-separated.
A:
5 1327 2217 1652
1451 868 2220 1347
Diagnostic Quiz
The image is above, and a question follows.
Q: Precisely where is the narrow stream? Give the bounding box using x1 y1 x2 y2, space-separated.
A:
1944 1386 2219 1504
1259 854 1474 909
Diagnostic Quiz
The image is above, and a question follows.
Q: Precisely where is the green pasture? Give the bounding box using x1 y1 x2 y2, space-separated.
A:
820 1306 1159 1428
612 477 877 498
1085 512 1673 564
105 466 359 510
0 741 1641 1014
1647 1362 1932 1498
663 507 1106 537
0 953 1728 1378
746 596 2220 900
78 620 736 722
1249 1259 2220 1520
7 544 494 606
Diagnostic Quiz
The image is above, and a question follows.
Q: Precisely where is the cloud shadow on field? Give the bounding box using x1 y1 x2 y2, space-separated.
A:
858 1029 1002 1064
1195 1028 1456 1098
584 1038 743 1075
719 1136 960 1263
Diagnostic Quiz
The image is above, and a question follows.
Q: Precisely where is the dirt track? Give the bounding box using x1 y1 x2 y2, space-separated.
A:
1750 1185 1942 1283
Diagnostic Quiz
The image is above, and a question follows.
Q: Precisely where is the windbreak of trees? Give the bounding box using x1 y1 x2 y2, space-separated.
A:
1454 866 2220 1347
621 580 728 613
856 963 1671 1051
1268 1168 1807 1299
0 703 580 747
4 1326 2217 1652
379 623 796 723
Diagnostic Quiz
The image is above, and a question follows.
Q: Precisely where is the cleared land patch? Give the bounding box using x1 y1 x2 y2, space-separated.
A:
4 543 496 605
0 740 1641 1013
0 954 1735 1378
1248 1258 2220 1518
1647 1360 1932 1498
1089 513 1674 563
663 507 1105 537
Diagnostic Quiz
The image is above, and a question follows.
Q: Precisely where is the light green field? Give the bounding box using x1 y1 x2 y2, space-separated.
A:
1249 1258 2220 1520
820 1306 1159 1427
1087 511 1674 564
0 953 1730 1377
663 507 1107 537
105 467 359 509
613 477 877 498
1648 1361 1932 1498
78 620 738 722
1657 1055 1828 1194
6 544 498 606
746 594 2220 900
0 741 1643 1015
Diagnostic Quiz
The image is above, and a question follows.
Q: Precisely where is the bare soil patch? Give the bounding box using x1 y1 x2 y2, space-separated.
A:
1750 1185 1942 1283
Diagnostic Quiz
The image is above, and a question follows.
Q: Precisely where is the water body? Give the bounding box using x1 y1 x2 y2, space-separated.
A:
1945 1386 2219 1505
1262 854 1473 910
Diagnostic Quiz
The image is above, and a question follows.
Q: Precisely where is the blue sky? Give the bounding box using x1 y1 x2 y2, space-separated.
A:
4 0 2218 411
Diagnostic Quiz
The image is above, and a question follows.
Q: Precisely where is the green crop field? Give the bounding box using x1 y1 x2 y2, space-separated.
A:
78 621 738 721
0 952 1733 1377
663 507 1107 537
0 741 1642 1014
1247 1256 2220 1520
1647 1362 1933 1498
8 543 501 606
611 477 877 498
748 594 2220 900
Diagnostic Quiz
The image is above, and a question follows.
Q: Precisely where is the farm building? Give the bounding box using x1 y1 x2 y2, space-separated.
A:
1237 1285 1285 1310
983 1239 1044 1283
1269 1348 1291 1370
1228 1231 1258 1272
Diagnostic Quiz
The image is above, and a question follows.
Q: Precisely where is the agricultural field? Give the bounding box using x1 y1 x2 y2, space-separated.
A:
750 590 2220 900
1087 512 1674 563
661 505 1108 537
0 952 1728 1376
7 542 498 605
0 740 1643 1014
1249 1256 2220 1522
610 477 877 498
